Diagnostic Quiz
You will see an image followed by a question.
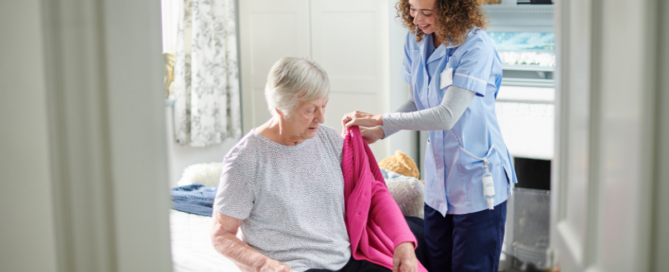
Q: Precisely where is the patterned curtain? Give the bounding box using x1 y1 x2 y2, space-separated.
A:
173 0 241 147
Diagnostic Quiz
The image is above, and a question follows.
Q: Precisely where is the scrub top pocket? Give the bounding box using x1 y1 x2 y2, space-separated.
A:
496 149 514 190
423 138 448 213
456 145 497 205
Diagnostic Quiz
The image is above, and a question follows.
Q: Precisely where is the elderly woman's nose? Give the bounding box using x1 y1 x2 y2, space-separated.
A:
315 107 325 123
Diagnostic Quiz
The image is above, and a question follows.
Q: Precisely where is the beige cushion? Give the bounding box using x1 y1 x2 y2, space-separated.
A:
378 150 421 181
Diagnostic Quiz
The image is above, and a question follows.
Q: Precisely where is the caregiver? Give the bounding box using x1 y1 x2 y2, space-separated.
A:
341 0 517 271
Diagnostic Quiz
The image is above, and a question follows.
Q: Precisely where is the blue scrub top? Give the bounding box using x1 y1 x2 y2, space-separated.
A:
402 29 518 216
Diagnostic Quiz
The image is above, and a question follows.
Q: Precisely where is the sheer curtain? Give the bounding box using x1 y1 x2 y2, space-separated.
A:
170 0 241 146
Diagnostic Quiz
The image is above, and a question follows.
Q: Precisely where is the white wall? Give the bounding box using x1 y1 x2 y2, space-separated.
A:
165 105 238 187
0 1 59 271
386 0 419 164
239 0 393 161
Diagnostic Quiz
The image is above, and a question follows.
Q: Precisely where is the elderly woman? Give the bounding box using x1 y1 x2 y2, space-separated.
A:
211 57 418 272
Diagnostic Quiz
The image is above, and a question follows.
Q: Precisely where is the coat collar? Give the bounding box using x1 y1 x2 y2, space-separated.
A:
422 33 461 65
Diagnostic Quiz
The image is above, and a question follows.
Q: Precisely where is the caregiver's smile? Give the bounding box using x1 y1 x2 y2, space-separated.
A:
409 0 438 35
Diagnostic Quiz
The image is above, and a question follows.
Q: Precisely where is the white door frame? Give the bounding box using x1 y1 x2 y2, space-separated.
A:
653 2 669 271
551 0 664 271
10 0 668 271
40 0 173 271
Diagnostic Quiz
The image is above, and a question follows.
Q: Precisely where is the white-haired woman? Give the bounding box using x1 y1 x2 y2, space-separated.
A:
211 57 418 272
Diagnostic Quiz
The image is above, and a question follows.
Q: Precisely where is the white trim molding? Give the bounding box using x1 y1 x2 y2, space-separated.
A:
551 0 665 271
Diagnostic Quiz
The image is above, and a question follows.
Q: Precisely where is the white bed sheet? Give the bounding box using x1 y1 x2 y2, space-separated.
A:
170 210 243 272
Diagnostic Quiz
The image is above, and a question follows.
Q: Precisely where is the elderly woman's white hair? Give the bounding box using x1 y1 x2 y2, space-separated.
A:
265 57 330 116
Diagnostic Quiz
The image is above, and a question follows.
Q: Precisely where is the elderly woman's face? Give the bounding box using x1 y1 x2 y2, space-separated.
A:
283 96 328 140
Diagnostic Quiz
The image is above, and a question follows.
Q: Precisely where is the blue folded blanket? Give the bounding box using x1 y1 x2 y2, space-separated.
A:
171 183 217 217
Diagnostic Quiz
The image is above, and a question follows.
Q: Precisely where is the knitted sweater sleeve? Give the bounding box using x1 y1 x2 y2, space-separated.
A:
369 179 418 250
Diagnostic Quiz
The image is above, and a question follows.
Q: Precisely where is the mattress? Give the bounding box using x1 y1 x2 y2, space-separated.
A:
170 210 243 272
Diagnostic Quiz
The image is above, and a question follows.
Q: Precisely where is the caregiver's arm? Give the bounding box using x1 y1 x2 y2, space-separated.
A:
342 85 417 141
211 212 292 272
342 86 474 143
382 86 475 131
378 87 419 139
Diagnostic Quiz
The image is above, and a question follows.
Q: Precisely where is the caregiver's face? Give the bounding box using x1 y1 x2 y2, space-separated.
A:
285 96 328 141
409 0 438 35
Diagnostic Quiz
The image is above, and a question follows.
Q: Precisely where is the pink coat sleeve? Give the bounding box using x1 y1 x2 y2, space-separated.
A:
343 126 427 272
369 178 418 250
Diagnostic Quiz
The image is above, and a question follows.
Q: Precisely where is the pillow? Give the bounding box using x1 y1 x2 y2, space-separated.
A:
382 169 425 218
177 162 223 187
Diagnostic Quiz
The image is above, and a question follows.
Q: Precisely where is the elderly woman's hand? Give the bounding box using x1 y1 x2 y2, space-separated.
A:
256 258 293 272
392 242 418 272
341 111 384 130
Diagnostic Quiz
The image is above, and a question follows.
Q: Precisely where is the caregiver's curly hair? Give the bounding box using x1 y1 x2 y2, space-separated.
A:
396 0 488 45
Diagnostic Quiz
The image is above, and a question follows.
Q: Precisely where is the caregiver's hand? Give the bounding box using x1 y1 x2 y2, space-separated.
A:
393 242 418 272
360 127 385 144
341 111 383 129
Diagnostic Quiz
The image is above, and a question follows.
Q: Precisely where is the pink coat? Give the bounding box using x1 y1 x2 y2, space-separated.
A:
341 126 428 272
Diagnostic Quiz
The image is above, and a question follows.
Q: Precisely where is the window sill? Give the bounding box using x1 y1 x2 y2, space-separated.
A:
165 98 175 108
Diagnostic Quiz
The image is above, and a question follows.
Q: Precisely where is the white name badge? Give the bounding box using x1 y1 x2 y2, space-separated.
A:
440 67 453 89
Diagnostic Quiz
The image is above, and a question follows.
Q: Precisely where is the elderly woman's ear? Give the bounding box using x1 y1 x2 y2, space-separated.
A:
274 108 285 118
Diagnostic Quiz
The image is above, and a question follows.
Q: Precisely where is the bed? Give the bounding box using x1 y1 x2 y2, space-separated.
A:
170 209 242 272
169 153 424 272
